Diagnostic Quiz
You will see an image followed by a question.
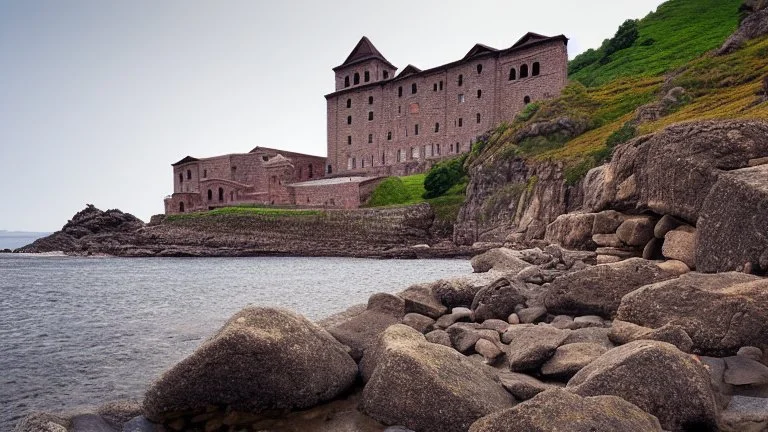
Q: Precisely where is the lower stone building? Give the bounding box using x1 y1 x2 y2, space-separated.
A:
164 147 326 214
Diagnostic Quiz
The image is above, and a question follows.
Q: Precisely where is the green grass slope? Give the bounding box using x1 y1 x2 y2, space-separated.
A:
570 0 742 86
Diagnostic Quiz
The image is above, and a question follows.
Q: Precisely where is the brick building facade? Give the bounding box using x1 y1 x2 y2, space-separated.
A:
325 33 568 176
164 147 326 214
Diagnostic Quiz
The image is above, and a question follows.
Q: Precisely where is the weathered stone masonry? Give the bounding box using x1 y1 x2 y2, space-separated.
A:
326 33 568 177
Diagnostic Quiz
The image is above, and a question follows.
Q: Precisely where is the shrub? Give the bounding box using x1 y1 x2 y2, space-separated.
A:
604 19 640 58
605 122 637 148
423 156 467 199
516 102 540 122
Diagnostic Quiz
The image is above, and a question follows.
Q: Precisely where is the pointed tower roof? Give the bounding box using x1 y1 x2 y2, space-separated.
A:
333 36 396 71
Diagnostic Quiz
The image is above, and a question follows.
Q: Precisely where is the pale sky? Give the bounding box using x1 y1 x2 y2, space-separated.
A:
0 0 667 231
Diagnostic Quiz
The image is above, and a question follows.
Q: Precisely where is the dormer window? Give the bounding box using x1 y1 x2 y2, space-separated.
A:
364 71 370 82
383 70 389 79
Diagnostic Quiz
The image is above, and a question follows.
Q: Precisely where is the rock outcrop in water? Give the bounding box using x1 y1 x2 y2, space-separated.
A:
16 203 471 259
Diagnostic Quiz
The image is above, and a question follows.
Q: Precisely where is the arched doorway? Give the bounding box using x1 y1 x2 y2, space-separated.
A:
218 187 224 202
179 202 185 212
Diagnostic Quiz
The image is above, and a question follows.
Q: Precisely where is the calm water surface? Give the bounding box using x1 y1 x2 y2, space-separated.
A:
0 254 471 429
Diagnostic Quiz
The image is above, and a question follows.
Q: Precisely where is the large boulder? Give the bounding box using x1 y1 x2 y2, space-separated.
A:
360 325 514 432
143 307 357 421
328 293 405 360
567 340 719 431
663 227 697 269
398 284 447 319
468 388 663 432
544 258 677 318
432 273 500 309
697 164 768 273
470 248 531 273
615 216 656 246
540 342 608 379
544 212 597 250
471 277 527 322
502 325 570 372
616 272 768 356
596 120 768 222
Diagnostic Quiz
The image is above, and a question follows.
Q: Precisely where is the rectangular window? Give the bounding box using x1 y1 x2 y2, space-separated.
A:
364 71 370 82
387 131 392 140
347 136 352 145
458 118 463 127
439 81 443 90
458 94 465 103
433 83 438 91
368 134 373 143
414 124 419 135
398 86 403 97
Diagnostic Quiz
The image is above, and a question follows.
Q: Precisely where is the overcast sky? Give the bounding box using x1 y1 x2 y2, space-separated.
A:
0 0 667 231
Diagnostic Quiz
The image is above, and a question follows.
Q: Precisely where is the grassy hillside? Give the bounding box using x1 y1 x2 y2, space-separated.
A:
570 0 742 86
470 0 767 182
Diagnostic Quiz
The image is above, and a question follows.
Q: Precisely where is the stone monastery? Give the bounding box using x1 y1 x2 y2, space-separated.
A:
165 32 568 214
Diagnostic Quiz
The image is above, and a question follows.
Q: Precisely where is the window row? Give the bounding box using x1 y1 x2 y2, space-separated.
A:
346 142 469 169
509 62 540 81
345 115 481 145
343 70 390 88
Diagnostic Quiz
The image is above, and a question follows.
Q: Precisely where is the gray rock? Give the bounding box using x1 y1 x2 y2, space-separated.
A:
550 315 574 329
478 319 510 333
724 356 768 386
697 164 768 273
360 326 514 432
468 388 663 432
447 322 483 354
515 265 545 284
592 210 627 234
643 237 664 260
360 324 426 383
496 371 560 400
424 329 452 348
13 413 69 432
398 284 447 319
545 258 676 318
432 273 499 309
471 277 526 322
616 216 656 246
595 247 641 258
738 346 764 362
329 309 402 360
654 214 684 239
657 259 691 275
475 339 503 362
142 307 357 421
516 306 547 324
563 327 614 349
596 254 622 265
502 325 569 372
699 356 733 409
122 416 155 432
583 165 607 212
544 212 597 250
567 340 719 432
72 415 117 432
470 248 531 273
592 233 624 248
434 309 473 329
663 228 697 269
609 320 693 353
573 315 606 327
507 313 520 325
721 395 768 432
616 272 768 356
717 1 768 55
402 313 435 334
540 342 608 379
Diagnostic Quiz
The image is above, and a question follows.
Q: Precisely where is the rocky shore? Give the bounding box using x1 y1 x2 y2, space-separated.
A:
16 243 768 432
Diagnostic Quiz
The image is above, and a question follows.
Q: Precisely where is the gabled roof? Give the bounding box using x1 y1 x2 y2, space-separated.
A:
396 64 422 79
333 36 396 71
171 156 199 166
511 32 551 49
463 43 498 60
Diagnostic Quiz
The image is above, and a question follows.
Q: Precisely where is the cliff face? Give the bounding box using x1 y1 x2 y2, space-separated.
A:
17 203 467 258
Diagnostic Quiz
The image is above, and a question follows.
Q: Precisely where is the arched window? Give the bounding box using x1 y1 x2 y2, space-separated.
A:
477 113 481 123
218 187 224 202
179 202 185 212
387 131 392 140
411 83 417 94
368 133 373 143
509 68 517 81
368 96 373 104
353 73 360 85
524 96 531 104
398 86 403 97
207 189 212 201
433 83 438 91
186 169 191 180
344 76 350 87
477 64 483 74
346 98 351 108
477 89 482 98
347 115 352 125
434 122 440 133
347 135 352 145
308 164 313 178
364 71 370 82
383 70 389 79
532 62 540 76
203 169 207 178
368 111 373 121
327 164 333 174
458 74 463 86
520 64 529 78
